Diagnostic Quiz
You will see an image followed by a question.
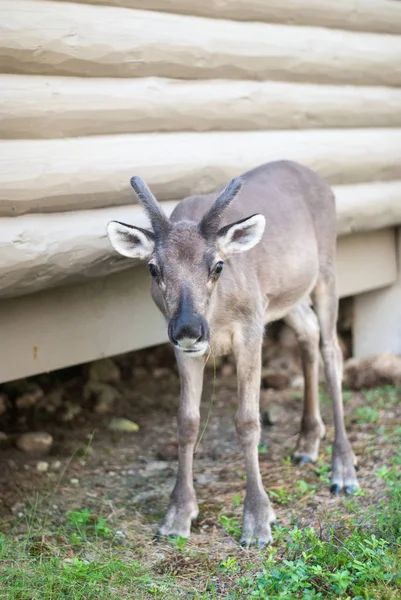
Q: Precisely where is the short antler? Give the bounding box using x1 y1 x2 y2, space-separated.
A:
199 177 243 239
130 176 171 237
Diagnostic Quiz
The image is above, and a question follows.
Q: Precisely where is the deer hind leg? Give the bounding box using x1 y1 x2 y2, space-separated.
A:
284 301 326 463
312 276 359 494
158 351 203 539
233 321 276 548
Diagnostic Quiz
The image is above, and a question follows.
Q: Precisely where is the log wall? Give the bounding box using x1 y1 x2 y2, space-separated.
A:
0 0 401 298
53 0 401 35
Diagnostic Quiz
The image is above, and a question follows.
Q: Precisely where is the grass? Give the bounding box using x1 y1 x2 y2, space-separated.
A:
1 385 400 599
2 459 400 599
1 462 400 599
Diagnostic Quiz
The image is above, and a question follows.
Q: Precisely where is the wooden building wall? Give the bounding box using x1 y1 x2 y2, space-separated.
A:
1 0 401 298
0 0 401 377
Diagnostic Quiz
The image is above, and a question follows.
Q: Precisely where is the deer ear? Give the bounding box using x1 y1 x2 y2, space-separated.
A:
217 214 265 257
107 221 154 260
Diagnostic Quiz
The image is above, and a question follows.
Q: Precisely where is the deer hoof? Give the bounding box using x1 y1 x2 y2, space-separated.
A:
240 526 273 549
157 499 198 540
292 454 314 464
330 483 341 495
345 484 358 495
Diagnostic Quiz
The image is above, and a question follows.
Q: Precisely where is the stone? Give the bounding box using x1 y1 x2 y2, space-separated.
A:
220 363 235 377
61 401 82 422
343 354 401 390
15 383 43 409
84 381 120 414
132 366 149 379
108 418 139 432
261 410 275 427
156 442 178 461
145 461 169 472
89 358 121 383
16 432 53 454
36 461 49 472
261 369 290 390
39 389 63 413
291 375 305 391
152 367 172 379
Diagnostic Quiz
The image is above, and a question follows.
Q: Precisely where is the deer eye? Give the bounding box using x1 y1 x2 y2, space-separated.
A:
148 263 159 278
214 261 224 275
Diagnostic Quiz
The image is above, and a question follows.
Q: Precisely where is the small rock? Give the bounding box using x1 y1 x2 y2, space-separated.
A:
39 389 63 414
89 358 121 383
0 394 8 416
61 401 82 422
108 418 139 432
36 461 49 472
16 432 53 454
261 410 275 427
115 530 126 538
268 356 299 374
132 366 149 379
15 383 43 409
196 473 217 485
84 381 120 414
157 442 178 461
261 369 290 391
343 354 401 390
145 461 168 472
11 501 24 514
70 478 79 485
291 375 304 391
220 363 234 377
52 460 62 471
152 367 172 379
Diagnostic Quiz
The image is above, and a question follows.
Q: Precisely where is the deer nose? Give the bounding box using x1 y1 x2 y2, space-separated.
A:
168 315 208 348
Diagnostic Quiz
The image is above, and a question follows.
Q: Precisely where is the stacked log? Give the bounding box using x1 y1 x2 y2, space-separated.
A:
2 76 401 139
0 0 400 299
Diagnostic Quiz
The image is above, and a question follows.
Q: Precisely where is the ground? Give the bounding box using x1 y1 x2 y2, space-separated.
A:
0 341 400 599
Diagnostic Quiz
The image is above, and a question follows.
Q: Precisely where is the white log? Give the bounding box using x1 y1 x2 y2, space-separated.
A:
62 0 401 35
2 75 401 139
0 229 397 383
0 181 400 299
1 129 401 216
335 181 401 236
0 201 177 298
2 1 401 85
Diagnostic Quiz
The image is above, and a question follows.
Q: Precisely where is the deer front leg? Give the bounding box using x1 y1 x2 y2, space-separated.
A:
158 352 203 539
234 328 276 548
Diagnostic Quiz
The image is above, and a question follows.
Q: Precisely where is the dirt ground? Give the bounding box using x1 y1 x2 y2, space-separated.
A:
0 332 400 599
0 334 399 529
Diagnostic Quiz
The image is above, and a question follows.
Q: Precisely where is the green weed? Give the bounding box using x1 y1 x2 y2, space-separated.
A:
219 515 241 539
354 405 380 424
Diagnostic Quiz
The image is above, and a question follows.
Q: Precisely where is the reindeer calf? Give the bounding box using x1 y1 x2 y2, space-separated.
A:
107 160 359 547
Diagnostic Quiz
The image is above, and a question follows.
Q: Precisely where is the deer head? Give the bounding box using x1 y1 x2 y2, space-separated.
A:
107 177 265 357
